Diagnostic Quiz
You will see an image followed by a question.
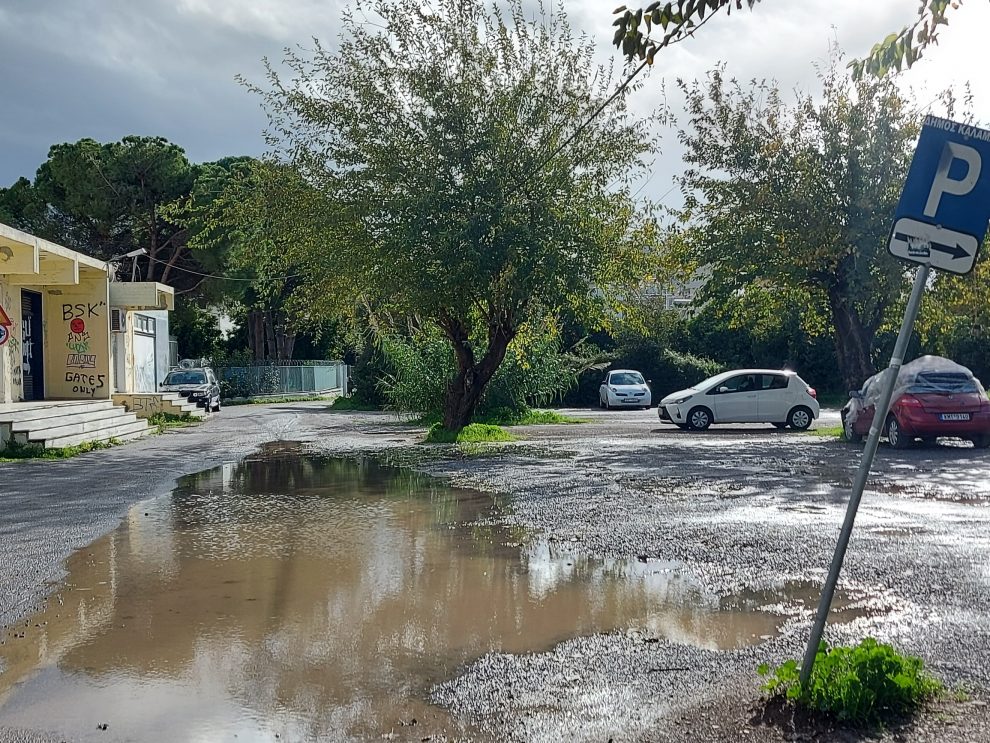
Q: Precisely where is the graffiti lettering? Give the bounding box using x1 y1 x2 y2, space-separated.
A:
61 302 106 321
66 332 91 354
11 365 22 388
131 396 164 414
65 372 106 388
66 353 97 369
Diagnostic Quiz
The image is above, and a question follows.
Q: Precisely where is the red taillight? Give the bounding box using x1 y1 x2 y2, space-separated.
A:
807 387 817 399
899 395 923 408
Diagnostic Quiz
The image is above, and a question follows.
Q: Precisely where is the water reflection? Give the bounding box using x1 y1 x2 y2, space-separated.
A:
0 453 829 741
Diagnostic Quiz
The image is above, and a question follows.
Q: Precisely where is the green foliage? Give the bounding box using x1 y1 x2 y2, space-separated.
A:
424 423 516 444
759 638 942 724
376 323 591 418
667 58 922 390
610 2 966 80
328 396 381 412
223 394 336 406
806 425 844 438
148 412 197 434
612 338 723 400
0 438 116 461
248 0 657 429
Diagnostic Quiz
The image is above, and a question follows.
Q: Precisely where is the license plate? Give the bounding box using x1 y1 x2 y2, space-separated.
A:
940 413 971 421
623 398 638 403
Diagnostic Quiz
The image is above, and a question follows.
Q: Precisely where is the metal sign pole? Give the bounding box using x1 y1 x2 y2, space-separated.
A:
799 261 932 687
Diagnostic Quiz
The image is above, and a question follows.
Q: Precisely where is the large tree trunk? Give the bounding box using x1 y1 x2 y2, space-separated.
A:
440 316 515 431
827 283 877 392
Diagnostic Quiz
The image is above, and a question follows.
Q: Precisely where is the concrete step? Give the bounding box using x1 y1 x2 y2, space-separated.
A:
0 400 114 425
12 405 132 433
25 409 140 442
43 419 151 449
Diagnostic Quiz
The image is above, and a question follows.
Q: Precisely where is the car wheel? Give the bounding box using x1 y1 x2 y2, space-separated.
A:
213 398 222 413
787 406 813 431
971 434 990 449
687 406 713 431
886 415 912 449
841 412 863 443
603 395 611 410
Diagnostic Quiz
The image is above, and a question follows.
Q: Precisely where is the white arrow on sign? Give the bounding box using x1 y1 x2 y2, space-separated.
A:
888 217 979 275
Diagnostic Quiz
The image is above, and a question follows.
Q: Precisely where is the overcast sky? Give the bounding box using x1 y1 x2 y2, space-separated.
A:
1 0 987 200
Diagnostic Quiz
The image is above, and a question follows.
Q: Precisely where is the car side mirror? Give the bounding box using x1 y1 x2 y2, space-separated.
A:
717 386 730 394
646 379 652 384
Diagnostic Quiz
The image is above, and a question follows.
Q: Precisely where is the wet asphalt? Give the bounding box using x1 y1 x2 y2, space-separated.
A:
3 403 990 741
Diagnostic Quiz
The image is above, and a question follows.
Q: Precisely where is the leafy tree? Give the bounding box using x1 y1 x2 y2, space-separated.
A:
611 1 974 78
248 0 657 430
664 60 920 390
0 136 215 291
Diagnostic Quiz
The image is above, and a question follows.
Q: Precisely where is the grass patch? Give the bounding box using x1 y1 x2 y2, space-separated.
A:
759 638 942 724
223 394 337 407
0 438 118 462
328 396 380 411
806 425 844 438
414 407 587 427
148 412 198 434
424 422 517 444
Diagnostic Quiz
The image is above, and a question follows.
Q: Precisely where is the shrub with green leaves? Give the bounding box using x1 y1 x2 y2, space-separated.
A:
758 638 942 724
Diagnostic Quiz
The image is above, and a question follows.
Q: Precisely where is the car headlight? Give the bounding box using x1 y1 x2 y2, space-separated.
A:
672 396 692 405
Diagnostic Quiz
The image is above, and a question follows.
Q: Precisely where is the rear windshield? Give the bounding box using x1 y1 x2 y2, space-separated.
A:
906 372 980 395
610 372 645 386
164 371 207 385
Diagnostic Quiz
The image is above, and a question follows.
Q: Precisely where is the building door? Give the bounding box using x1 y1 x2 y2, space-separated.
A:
20 290 45 401
133 314 157 393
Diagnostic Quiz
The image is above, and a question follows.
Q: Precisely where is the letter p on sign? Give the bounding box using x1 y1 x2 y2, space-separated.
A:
924 141 981 217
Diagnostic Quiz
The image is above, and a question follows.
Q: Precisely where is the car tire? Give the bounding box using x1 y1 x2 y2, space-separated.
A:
971 434 990 449
787 406 813 431
213 399 222 413
603 396 611 410
841 412 863 443
886 415 912 449
687 406 713 431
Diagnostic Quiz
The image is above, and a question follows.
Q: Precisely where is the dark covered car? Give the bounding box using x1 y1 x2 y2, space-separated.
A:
160 368 221 412
841 355 990 449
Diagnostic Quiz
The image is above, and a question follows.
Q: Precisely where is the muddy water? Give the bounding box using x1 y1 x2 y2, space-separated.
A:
0 453 857 741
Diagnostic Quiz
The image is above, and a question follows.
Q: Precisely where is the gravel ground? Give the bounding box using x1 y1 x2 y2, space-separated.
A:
4 404 990 741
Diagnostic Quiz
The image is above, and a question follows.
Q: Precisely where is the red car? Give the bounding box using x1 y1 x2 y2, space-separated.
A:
841 356 990 449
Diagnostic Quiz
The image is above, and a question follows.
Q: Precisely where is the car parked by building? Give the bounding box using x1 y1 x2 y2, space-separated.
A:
599 369 652 409
841 355 990 448
160 364 221 412
658 369 819 431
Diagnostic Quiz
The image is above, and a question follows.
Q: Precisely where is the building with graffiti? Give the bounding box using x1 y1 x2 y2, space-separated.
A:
0 223 177 448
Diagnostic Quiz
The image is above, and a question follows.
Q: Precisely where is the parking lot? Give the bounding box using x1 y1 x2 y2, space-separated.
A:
3 403 990 741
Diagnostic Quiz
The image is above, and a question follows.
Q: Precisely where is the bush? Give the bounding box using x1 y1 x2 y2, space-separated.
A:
758 638 942 724
376 324 585 418
424 422 516 443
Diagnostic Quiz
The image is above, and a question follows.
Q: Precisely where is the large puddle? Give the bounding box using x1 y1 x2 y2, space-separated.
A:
0 450 865 741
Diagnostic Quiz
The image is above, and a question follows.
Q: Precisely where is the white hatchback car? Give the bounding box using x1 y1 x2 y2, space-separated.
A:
599 369 652 410
658 369 819 431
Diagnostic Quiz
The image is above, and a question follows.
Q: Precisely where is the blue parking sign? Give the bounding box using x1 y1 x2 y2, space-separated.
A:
889 115 990 274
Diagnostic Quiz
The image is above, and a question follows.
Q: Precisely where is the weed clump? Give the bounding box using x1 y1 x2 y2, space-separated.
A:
759 638 942 724
424 423 516 444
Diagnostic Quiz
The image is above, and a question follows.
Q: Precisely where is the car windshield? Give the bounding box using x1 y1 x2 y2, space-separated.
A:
906 372 980 395
610 372 645 386
164 371 207 385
